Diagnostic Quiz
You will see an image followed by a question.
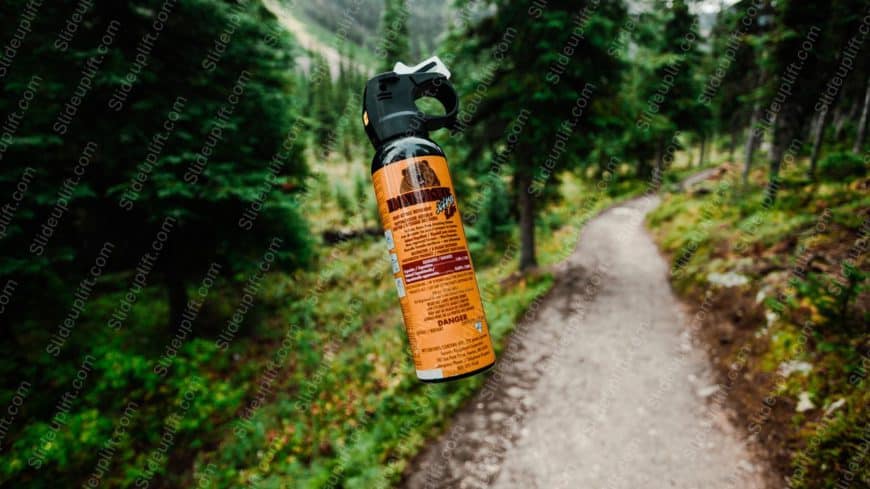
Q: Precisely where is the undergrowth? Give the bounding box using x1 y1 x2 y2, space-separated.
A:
647 157 868 489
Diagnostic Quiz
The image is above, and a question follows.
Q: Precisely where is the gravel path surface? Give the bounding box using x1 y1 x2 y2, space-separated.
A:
399 194 767 489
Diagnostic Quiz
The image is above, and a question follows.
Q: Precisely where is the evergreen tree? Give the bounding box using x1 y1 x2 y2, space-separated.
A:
309 52 337 156
378 0 411 70
445 0 629 270
761 0 836 193
705 0 775 182
632 0 705 178
800 0 870 175
0 0 312 330
855 78 870 153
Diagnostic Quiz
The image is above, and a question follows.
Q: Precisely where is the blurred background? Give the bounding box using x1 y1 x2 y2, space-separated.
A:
0 0 867 488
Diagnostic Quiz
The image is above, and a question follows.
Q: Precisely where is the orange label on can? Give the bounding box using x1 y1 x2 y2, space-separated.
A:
372 155 495 380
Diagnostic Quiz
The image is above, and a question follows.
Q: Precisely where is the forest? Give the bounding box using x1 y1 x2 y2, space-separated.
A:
0 0 867 488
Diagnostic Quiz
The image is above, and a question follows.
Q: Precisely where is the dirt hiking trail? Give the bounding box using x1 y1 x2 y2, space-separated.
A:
400 194 768 489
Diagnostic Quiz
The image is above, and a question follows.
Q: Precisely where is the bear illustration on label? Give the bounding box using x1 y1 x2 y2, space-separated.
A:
399 160 441 193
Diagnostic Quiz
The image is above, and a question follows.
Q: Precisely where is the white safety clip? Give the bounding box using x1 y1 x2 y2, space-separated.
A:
393 56 451 79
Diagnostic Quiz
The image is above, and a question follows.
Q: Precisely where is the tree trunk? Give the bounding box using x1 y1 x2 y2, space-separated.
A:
854 78 870 153
808 109 829 179
167 271 189 331
729 129 737 162
833 105 854 141
766 125 789 204
766 156 782 204
766 114 791 205
743 101 762 186
516 173 537 271
686 141 701 168
653 137 665 190
698 134 706 168
636 158 653 179
594 151 607 179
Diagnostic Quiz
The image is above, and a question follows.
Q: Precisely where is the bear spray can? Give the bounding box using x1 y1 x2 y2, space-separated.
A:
362 57 496 382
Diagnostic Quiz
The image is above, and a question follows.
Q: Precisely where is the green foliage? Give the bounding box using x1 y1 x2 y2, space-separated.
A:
648 160 868 489
378 0 411 71
0 0 311 486
817 151 867 180
2 1 867 488
306 51 368 160
0 0 312 324
445 0 631 268
623 0 707 177
334 182 354 220
787 394 870 489
467 176 513 246
704 0 773 140
794 264 867 330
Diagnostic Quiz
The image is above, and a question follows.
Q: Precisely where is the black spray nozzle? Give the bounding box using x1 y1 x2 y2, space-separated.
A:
362 59 459 148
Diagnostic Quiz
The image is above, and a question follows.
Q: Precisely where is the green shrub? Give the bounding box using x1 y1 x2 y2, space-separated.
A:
818 152 866 180
788 395 870 489
469 177 514 244
334 183 354 220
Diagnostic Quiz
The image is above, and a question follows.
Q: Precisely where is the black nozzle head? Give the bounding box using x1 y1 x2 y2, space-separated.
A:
362 70 459 148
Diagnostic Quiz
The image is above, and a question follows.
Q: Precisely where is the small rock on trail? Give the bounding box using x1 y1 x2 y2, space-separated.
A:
399 196 767 489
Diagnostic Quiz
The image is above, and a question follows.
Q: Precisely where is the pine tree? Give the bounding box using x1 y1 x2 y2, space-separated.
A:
762 0 836 191
378 0 411 70
445 0 629 270
310 52 336 156
632 0 705 178
0 0 312 330
706 1 775 182
801 0 870 175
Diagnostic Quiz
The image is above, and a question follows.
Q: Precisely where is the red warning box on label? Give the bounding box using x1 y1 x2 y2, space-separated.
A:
402 251 471 284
